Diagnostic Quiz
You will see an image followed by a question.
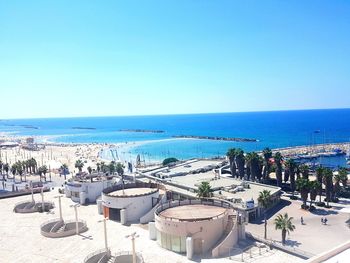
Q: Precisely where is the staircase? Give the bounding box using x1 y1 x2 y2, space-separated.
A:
224 215 235 235
211 213 238 257
56 224 66 233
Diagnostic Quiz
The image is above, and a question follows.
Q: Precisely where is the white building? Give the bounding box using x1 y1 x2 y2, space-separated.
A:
100 182 166 225
65 174 119 205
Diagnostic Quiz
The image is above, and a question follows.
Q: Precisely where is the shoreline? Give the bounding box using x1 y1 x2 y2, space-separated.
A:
1 133 350 162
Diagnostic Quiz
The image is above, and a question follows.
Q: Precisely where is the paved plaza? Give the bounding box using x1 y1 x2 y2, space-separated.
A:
246 196 350 256
0 187 303 263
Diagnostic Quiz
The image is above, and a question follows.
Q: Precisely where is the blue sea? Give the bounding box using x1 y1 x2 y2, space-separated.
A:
1 109 350 164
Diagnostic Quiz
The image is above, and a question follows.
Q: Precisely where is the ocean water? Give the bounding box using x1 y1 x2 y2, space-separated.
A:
1 109 350 162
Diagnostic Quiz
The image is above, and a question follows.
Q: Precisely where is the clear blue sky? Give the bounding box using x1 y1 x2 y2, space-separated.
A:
1 0 349 119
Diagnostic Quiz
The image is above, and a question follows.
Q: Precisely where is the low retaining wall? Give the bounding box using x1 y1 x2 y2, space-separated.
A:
306 240 350 263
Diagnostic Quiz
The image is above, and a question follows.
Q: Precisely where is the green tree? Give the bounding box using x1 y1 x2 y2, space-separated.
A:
338 167 348 188
235 149 245 179
11 163 17 181
309 180 321 208
299 164 310 180
38 165 48 182
226 148 237 177
323 168 334 206
258 190 272 239
274 213 296 244
296 177 310 208
197 181 213 198
249 152 260 181
316 166 324 203
284 159 296 195
75 160 84 173
60 164 69 180
108 161 116 174
262 148 272 181
274 152 283 187
245 153 253 181
162 157 179 166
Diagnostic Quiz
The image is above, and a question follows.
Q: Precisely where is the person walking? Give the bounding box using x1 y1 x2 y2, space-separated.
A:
324 217 328 225
321 217 324 225
301 216 304 225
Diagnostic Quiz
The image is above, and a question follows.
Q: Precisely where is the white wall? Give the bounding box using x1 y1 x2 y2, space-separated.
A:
102 190 159 222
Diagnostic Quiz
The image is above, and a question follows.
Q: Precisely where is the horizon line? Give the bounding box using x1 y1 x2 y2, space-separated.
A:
1 107 350 121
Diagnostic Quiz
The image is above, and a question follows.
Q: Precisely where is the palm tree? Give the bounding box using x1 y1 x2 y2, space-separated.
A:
296 178 310 208
309 180 320 209
197 181 213 198
3 163 9 178
284 159 297 196
323 168 334 206
299 164 309 180
116 162 125 188
11 164 17 181
96 162 101 174
249 152 260 181
316 166 324 203
262 148 272 181
75 160 84 173
226 148 237 177
16 161 24 182
274 152 283 187
338 167 348 188
109 161 116 175
235 149 245 179
87 166 93 182
60 164 69 180
258 190 272 239
245 153 253 181
39 165 48 182
274 213 296 245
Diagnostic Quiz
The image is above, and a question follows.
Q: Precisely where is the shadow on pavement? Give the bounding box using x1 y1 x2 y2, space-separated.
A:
252 199 292 224
310 208 338 216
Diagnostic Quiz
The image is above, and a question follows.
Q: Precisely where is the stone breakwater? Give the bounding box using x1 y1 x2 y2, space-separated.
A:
118 129 165 133
271 142 350 156
172 135 258 142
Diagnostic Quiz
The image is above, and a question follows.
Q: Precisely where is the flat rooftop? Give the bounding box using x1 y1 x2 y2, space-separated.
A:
108 187 158 197
159 204 226 221
145 159 224 177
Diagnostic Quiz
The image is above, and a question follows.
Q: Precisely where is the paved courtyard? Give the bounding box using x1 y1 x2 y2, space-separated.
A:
246 196 350 256
0 187 303 263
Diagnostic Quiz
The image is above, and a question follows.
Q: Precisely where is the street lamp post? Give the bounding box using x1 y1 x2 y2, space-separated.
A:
70 204 80 235
125 232 139 263
54 195 63 221
98 218 109 255
40 187 45 211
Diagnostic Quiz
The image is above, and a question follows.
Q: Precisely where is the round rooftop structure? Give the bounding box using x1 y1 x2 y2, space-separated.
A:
159 204 226 221
155 199 235 256
101 182 163 224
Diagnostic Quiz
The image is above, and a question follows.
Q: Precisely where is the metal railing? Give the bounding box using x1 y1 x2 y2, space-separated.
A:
155 198 234 222
83 248 110 263
102 182 161 197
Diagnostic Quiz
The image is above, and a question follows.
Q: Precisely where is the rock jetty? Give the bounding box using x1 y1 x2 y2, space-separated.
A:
172 135 257 142
119 129 165 133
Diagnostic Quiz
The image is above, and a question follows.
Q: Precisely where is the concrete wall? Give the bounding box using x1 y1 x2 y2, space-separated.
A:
211 217 239 257
306 240 350 263
102 191 159 222
155 212 227 253
140 194 167 224
66 179 116 203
